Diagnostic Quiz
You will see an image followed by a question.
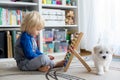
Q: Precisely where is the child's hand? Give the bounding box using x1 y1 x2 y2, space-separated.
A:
48 55 54 60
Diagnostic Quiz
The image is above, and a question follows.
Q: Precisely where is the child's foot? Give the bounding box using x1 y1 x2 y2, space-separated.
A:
38 66 50 72
54 60 65 68
48 55 54 60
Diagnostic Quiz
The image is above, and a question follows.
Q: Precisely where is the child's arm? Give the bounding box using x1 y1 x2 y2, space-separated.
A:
36 48 43 55
20 32 40 59
36 48 54 60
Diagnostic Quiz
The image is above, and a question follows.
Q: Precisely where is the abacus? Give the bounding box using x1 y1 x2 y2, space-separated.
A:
64 32 91 72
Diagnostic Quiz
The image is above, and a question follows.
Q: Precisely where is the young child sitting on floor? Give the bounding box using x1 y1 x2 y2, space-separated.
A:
14 11 64 72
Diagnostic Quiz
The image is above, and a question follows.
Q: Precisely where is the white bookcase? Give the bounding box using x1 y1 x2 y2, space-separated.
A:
0 1 38 31
0 0 80 57
38 0 80 57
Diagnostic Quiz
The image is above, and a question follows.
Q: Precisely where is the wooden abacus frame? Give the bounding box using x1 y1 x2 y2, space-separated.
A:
64 32 91 72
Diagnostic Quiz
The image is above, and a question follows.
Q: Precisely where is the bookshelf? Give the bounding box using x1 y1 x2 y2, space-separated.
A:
0 0 80 58
39 0 80 57
0 0 38 58
0 1 37 6
0 1 38 30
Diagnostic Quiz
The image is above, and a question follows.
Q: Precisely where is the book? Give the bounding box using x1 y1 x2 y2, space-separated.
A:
0 7 3 25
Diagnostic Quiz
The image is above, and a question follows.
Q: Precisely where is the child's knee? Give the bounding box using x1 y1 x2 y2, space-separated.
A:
40 55 50 64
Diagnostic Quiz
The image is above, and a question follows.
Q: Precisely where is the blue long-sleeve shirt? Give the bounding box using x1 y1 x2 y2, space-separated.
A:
20 32 43 60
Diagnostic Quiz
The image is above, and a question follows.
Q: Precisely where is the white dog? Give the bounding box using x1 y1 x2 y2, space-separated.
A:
92 45 113 75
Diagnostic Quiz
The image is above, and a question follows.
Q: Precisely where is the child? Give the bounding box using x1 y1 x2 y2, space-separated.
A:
14 11 65 72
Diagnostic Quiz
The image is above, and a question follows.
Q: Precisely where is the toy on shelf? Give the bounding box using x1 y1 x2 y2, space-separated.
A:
64 32 91 72
54 29 67 41
43 29 54 42
65 10 74 25
56 0 62 5
43 42 54 54
54 41 68 52
66 0 71 6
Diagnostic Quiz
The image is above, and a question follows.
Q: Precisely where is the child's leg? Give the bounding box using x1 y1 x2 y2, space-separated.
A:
20 54 55 71
54 60 65 68
38 60 65 72
38 66 50 72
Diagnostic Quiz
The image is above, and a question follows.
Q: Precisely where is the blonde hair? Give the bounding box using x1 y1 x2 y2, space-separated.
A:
20 11 45 34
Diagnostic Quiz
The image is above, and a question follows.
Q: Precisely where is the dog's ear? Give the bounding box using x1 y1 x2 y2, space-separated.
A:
93 45 101 54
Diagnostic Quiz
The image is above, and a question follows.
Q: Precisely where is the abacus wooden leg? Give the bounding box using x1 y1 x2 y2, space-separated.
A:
69 47 91 72
63 32 91 72
64 52 74 72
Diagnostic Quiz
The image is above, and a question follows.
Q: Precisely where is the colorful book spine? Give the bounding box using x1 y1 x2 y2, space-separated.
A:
2 8 6 25
16 10 21 25
10 10 17 25
46 0 52 4
42 0 46 4
0 7 2 25
6 9 9 25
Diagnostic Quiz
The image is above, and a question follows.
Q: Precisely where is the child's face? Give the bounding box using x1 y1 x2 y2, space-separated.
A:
31 27 42 37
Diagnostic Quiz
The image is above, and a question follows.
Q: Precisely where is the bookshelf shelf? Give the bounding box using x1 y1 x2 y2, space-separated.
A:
45 25 78 27
0 1 37 7
42 4 77 9
0 27 20 31
0 25 20 27
50 52 66 56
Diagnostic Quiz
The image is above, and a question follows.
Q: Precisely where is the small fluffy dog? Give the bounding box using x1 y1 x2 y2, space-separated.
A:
92 45 113 75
